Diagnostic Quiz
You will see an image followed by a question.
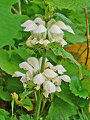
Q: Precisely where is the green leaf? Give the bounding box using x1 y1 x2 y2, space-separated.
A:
65 32 87 44
47 0 90 11
0 49 24 75
15 47 35 60
5 77 24 94
54 13 73 25
81 79 90 97
20 114 33 120
56 82 77 108
0 86 11 101
21 97 33 111
0 0 28 48
70 76 89 98
47 96 77 120
0 109 10 120
49 42 82 79
47 50 58 64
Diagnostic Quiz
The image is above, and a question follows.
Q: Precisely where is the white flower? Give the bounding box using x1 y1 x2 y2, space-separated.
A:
21 20 34 27
56 86 62 92
33 73 45 85
13 57 71 97
52 76 62 86
27 57 40 73
66 25 75 34
24 23 38 32
19 62 33 74
59 75 71 82
43 81 56 97
45 62 53 69
55 21 68 30
12 71 25 77
21 17 74 47
34 17 45 26
49 24 64 34
34 24 47 34
43 69 58 79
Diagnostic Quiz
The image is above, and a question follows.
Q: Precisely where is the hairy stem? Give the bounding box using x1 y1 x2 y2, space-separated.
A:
84 8 89 65
19 0 21 15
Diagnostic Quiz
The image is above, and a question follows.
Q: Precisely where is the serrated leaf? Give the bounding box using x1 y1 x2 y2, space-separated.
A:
5 77 24 94
65 31 87 44
0 0 28 48
0 49 24 75
20 114 33 120
55 13 73 25
15 47 35 60
0 109 10 120
47 0 90 11
56 82 77 108
81 79 90 97
47 96 77 120
70 76 88 98
49 42 82 79
0 86 11 101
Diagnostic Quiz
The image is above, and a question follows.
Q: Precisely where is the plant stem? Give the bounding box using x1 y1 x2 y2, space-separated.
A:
41 49 47 73
19 0 21 15
34 49 47 120
34 91 42 120
84 8 89 65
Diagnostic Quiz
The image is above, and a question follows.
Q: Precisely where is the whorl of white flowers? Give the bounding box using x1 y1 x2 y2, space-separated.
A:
21 17 75 48
12 57 71 98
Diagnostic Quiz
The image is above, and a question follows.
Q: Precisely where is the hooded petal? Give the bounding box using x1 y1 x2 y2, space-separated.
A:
54 65 66 73
52 76 62 85
51 66 63 74
34 17 45 26
55 21 67 30
19 62 33 74
21 20 34 27
59 75 71 82
24 23 38 32
12 71 25 77
45 62 53 69
60 39 67 47
43 91 49 98
43 81 56 94
43 69 58 79
33 73 45 85
49 24 64 34
34 25 47 34
48 19 56 29
27 57 40 72
66 25 75 34
56 86 61 92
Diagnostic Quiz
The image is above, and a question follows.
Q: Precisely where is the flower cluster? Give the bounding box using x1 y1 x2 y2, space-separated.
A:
21 17 75 47
13 57 71 98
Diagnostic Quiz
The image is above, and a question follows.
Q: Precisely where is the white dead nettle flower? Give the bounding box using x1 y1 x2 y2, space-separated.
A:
55 21 68 30
27 57 40 73
21 17 74 47
66 25 75 34
34 17 45 26
43 81 56 98
43 69 58 79
51 65 66 74
12 57 71 97
19 62 33 75
33 73 45 90
59 75 71 83
12 71 25 77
